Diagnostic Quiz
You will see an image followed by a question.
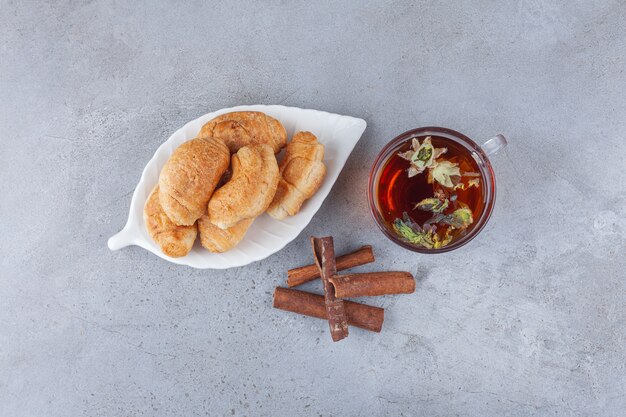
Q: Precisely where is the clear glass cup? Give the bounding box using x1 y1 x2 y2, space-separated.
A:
367 126 507 253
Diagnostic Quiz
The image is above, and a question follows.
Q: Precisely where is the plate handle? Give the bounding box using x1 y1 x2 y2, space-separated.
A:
107 225 136 250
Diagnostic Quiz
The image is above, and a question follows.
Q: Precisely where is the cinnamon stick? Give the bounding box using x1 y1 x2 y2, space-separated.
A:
311 236 349 342
287 245 375 287
329 271 415 298
273 287 384 333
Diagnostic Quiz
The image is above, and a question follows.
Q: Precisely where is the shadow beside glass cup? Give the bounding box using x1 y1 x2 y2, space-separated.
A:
367 127 507 253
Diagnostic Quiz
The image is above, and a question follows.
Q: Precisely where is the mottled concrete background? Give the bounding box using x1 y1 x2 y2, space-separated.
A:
1 1 625 416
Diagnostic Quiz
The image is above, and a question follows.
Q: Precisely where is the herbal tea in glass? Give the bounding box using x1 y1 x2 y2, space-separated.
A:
376 135 486 249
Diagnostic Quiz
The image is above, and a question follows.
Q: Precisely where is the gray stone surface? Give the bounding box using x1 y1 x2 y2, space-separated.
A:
1 1 625 416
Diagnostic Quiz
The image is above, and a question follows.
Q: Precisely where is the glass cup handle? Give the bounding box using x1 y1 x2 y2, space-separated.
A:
481 134 508 156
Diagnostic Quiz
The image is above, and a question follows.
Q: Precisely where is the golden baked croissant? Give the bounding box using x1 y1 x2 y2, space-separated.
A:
198 214 254 253
208 144 279 229
158 137 229 226
144 186 197 257
198 111 287 154
267 131 326 220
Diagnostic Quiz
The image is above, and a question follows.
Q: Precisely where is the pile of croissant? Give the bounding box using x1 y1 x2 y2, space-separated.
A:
143 111 326 257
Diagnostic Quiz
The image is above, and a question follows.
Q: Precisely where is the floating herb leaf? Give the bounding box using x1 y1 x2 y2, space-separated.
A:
392 213 457 249
434 230 454 248
449 207 473 228
453 178 480 190
398 136 447 178
415 197 449 213
412 142 434 168
393 218 435 249
430 160 461 188
423 207 473 230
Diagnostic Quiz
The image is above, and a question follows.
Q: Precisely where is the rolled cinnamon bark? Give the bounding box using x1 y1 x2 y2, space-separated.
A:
273 287 384 333
311 236 349 342
329 271 415 298
287 245 375 287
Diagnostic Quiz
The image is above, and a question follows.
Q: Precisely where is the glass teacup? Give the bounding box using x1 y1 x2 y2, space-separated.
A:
367 127 507 253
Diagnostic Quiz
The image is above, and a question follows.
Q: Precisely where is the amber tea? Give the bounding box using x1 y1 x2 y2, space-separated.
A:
376 135 486 249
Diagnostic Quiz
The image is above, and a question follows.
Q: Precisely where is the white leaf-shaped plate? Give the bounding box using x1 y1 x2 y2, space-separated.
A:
107 105 367 269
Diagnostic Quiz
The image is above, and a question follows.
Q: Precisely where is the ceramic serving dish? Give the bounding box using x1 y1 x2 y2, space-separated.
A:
107 105 367 269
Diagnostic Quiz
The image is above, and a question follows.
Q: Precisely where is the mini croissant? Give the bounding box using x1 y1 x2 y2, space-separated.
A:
199 111 287 154
158 137 229 226
267 132 326 220
144 186 197 258
198 215 254 253
208 144 280 229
